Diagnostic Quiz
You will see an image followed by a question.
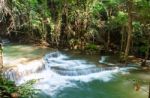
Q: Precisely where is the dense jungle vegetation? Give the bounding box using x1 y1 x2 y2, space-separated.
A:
0 0 150 61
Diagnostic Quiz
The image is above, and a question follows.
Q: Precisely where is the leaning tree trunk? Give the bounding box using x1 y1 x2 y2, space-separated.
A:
124 0 133 63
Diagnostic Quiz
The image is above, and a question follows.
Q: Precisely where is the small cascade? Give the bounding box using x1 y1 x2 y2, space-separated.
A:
3 52 120 81
51 67 100 76
2 59 45 81
3 51 125 97
51 67 119 76
99 56 108 63
44 52 119 76
99 56 115 66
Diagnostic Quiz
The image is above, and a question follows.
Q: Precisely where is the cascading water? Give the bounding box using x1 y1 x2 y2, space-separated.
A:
2 39 10 45
44 52 119 76
99 56 115 66
3 51 124 97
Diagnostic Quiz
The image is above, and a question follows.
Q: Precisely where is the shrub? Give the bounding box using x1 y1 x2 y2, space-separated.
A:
0 75 17 98
85 44 98 51
0 75 40 98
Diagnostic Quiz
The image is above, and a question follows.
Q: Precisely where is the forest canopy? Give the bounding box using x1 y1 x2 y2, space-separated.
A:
0 0 150 61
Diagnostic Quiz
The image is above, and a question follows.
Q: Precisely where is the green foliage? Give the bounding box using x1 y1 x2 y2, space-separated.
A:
0 75 17 98
1 0 150 56
0 75 40 98
104 0 120 8
85 44 98 51
139 45 147 53
135 0 150 22
17 80 40 98
92 2 105 16
132 21 142 33
115 11 128 25
105 11 127 29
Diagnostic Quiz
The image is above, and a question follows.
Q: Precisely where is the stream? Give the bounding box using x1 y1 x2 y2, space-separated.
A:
3 44 149 98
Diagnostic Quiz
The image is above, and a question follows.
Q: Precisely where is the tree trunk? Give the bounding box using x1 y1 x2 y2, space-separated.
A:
148 82 150 98
124 0 133 62
120 26 125 52
107 30 110 51
59 0 68 48
0 43 3 70
144 45 150 65
43 0 48 42
106 7 112 52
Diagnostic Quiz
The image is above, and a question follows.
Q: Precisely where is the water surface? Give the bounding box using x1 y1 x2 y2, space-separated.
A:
3 44 149 98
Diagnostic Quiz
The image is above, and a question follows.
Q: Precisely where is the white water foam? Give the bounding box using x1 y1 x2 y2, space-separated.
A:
14 52 122 96
3 52 136 97
17 68 119 96
99 56 115 66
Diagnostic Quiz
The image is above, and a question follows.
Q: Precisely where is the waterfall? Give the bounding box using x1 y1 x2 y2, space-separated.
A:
3 51 122 97
99 56 115 66
2 59 45 81
50 66 119 76
99 56 108 63
3 51 120 82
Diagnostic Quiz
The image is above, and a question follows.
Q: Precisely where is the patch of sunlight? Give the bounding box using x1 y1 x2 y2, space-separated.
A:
3 44 55 67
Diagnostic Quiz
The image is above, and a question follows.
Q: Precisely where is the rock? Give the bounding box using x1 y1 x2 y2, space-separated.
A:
11 92 19 98
142 66 150 70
